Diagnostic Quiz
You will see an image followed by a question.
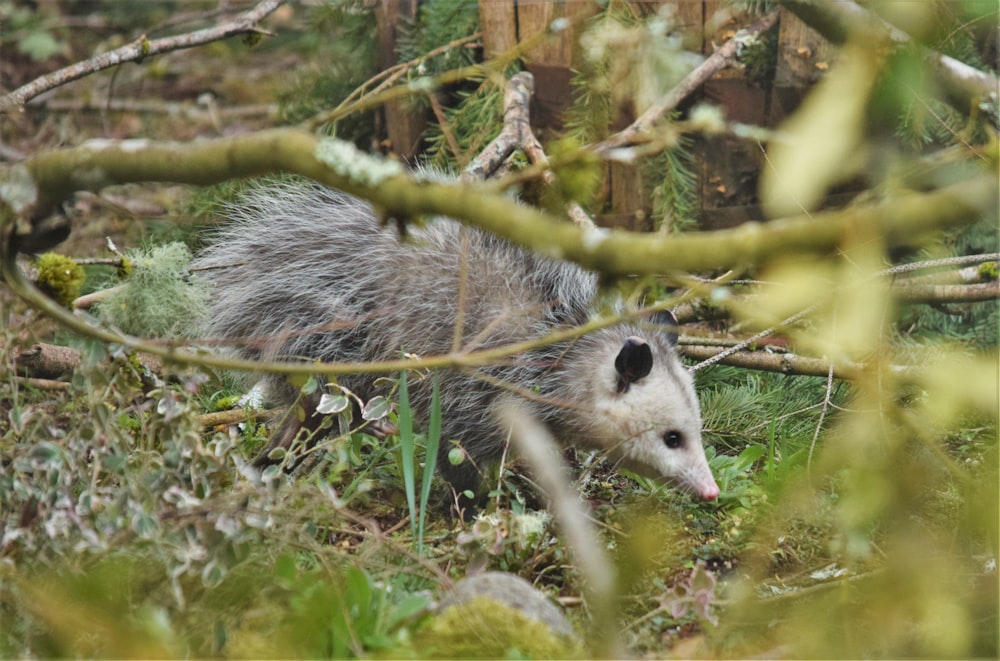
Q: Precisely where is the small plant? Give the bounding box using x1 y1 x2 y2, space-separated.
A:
398 371 442 554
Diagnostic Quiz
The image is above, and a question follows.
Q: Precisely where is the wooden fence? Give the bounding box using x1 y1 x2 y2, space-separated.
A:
375 1 835 230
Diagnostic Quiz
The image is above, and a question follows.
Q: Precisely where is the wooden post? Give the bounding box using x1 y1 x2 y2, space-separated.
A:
375 0 426 158
479 0 517 59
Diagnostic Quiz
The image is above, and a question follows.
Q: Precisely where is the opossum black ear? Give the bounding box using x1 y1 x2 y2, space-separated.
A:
615 336 653 393
648 310 680 346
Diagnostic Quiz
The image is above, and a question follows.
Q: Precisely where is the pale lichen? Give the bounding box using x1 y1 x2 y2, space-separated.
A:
314 139 404 187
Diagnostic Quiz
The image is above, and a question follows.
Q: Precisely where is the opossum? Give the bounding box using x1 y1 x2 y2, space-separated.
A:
193 179 720 505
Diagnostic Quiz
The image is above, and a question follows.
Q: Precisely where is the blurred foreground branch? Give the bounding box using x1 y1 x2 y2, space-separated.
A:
499 403 621 659
4 129 996 275
783 0 999 123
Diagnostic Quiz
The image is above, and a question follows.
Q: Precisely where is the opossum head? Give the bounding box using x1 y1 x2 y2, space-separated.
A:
565 314 720 501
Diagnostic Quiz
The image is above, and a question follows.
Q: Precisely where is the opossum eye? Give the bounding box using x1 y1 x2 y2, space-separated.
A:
648 310 680 346
663 430 684 449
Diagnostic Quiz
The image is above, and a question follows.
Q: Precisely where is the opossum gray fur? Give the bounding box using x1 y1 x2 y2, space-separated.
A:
193 179 720 505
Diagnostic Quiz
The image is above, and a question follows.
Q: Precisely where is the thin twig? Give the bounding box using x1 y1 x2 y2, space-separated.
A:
689 306 816 374
885 253 1000 277
807 363 836 476
309 32 483 131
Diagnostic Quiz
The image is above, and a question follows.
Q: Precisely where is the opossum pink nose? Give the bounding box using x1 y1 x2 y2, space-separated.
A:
700 482 721 501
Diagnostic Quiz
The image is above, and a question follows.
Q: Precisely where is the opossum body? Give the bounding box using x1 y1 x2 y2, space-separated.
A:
193 180 720 503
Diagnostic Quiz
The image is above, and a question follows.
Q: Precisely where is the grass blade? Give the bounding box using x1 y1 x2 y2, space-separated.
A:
397 371 417 541
417 375 442 554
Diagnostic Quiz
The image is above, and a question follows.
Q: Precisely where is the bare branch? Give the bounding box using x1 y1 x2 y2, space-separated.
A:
0 0 285 113
682 345 862 381
12 342 82 379
894 281 999 304
464 72 595 228
199 407 283 429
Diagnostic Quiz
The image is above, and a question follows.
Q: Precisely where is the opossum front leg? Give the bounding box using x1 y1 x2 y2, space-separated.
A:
253 393 325 469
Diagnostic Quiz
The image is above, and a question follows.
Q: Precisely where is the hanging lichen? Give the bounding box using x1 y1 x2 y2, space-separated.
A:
94 242 207 338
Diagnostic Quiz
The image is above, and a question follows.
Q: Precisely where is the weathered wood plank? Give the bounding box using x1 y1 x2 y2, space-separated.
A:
375 0 426 158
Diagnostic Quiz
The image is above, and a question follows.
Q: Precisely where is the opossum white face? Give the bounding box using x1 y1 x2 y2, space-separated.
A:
584 332 720 501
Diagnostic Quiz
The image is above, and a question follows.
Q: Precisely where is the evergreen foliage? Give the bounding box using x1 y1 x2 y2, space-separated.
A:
565 5 701 223
646 124 699 232
394 0 502 170
277 0 378 143
395 0 480 76
424 75 506 170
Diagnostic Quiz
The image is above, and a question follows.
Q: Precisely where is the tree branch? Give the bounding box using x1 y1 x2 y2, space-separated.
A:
681 345 914 381
894 281 999 304
0 0 285 113
4 128 996 275
465 72 594 227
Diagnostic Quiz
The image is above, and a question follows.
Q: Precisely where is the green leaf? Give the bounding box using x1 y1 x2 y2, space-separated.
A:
274 554 297 582
361 395 390 421
735 445 766 471
131 512 160 539
316 393 349 415
385 593 431 630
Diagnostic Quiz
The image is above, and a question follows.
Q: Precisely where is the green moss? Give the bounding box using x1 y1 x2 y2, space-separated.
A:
977 261 998 280
416 597 582 659
116 256 133 280
35 253 86 308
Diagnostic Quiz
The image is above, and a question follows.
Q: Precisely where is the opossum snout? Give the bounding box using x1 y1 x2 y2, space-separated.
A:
698 479 721 501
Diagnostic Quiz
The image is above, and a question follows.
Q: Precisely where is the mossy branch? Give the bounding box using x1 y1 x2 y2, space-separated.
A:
4 128 996 276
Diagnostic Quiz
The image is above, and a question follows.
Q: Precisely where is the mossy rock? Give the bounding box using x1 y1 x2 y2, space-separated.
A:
417 572 583 659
